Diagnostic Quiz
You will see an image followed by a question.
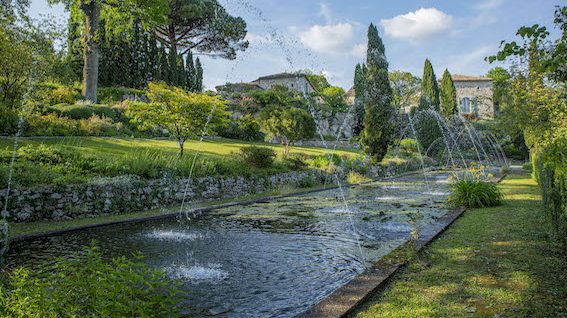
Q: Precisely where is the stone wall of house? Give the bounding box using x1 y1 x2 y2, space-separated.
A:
0 170 328 223
253 77 316 95
454 81 494 118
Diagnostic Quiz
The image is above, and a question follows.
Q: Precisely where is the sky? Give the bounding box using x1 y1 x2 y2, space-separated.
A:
28 0 561 90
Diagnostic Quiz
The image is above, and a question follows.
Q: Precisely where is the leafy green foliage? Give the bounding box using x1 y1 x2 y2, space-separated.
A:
156 0 248 59
219 114 264 141
440 69 457 118
450 179 503 208
419 59 440 111
0 25 33 107
360 24 395 162
0 244 183 317
389 71 420 111
128 82 229 156
240 146 276 168
399 138 418 154
319 86 348 116
352 63 367 136
259 106 315 156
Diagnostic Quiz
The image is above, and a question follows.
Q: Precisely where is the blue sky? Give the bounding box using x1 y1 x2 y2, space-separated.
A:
29 0 560 90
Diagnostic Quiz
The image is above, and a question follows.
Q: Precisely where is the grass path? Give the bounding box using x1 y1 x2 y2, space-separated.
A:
353 170 567 317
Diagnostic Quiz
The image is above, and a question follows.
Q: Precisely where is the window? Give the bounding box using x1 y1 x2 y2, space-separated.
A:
461 97 471 113
461 97 478 114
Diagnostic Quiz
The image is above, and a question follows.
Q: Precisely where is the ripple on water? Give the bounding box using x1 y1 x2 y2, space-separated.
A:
145 230 206 242
165 264 229 283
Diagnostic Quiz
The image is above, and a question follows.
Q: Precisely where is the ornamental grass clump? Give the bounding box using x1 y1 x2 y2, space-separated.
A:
449 163 503 208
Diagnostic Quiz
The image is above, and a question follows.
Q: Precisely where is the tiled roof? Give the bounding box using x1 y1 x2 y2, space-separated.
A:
253 72 306 82
452 74 493 82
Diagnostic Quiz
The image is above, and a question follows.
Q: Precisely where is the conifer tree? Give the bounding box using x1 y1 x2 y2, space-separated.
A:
353 62 367 135
195 58 203 92
168 48 178 86
185 51 195 91
158 46 170 83
419 58 440 111
360 24 394 162
440 69 458 118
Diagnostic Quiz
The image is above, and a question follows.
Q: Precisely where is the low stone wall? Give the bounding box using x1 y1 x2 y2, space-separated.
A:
0 170 329 223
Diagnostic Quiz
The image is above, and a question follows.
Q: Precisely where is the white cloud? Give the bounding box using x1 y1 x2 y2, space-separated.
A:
380 8 454 44
298 23 355 54
475 0 506 10
446 45 497 75
319 2 332 23
351 43 366 58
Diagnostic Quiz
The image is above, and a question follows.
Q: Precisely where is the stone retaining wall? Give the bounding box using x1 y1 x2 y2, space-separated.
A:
0 170 329 223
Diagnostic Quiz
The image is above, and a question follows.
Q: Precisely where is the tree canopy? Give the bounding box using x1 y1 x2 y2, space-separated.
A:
259 106 315 156
155 0 248 58
360 23 394 162
128 82 228 156
440 69 457 118
419 58 440 111
389 71 420 111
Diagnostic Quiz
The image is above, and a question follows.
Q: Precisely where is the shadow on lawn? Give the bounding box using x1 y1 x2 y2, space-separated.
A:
350 182 567 318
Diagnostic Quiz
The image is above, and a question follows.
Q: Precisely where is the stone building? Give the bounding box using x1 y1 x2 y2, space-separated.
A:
452 74 494 119
251 72 318 94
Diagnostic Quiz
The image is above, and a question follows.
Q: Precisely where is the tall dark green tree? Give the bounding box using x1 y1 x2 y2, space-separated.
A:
185 51 196 91
353 62 367 136
158 46 169 83
195 57 203 92
440 69 458 118
360 24 394 162
419 58 440 111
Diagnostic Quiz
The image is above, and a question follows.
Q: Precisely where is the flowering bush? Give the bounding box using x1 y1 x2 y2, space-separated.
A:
449 162 502 208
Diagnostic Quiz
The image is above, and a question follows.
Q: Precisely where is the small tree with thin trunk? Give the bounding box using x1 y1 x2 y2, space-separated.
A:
259 107 316 156
128 82 229 156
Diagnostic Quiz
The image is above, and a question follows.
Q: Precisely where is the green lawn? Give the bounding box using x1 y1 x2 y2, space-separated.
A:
0 137 366 187
0 137 359 159
354 171 567 317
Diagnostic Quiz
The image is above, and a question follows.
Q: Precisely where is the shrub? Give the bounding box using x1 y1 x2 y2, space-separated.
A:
283 153 308 170
522 162 533 172
219 115 264 141
25 113 79 136
400 138 419 153
0 245 183 317
98 87 145 104
0 109 20 135
32 83 82 106
17 144 70 165
79 115 121 136
47 103 117 120
240 146 276 168
347 171 371 184
449 179 503 208
309 153 342 171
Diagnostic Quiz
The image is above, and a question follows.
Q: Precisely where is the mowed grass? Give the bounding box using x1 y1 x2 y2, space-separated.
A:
353 171 567 318
0 137 359 159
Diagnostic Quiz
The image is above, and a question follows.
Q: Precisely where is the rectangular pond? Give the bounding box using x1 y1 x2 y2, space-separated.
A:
6 171 453 317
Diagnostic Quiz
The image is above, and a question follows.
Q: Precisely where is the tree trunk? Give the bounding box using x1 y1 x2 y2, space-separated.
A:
179 139 184 157
81 0 101 103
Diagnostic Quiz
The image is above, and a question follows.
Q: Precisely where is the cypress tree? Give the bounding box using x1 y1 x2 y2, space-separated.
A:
158 46 169 83
440 69 458 118
195 57 203 92
185 51 196 91
419 58 440 111
360 24 394 162
353 63 367 136
148 35 159 82
177 55 186 88
168 48 178 86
